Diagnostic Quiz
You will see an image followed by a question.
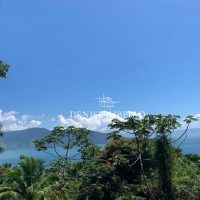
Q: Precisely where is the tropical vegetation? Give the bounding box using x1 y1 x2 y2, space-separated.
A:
0 114 200 200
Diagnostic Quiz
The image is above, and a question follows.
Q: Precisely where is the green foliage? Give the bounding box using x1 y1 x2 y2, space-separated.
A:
0 187 20 200
0 60 9 78
185 154 200 168
173 156 200 199
75 138 143 200
28 173 68 200
0 156 44 200
155 135 174 200
0 60 9 154
0 124 4 137
0 114 199 200
0 124 4 154
34 126 97 161
108 114 198 199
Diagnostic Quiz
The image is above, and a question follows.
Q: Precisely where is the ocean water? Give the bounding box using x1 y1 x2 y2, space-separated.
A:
0 147 79 166
178 138 200 154
0 139 199 166
0 145 105 166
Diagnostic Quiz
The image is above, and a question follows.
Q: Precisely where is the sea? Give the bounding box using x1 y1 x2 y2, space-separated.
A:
0 138 199 166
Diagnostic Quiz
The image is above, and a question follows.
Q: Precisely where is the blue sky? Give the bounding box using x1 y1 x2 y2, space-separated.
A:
1 0 200 130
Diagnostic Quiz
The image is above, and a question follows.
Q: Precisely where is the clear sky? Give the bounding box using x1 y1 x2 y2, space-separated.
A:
1 0 200 131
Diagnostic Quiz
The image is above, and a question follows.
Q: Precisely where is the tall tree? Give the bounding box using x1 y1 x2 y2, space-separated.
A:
34 126 99 193
109 114 196 199
34 126 96 161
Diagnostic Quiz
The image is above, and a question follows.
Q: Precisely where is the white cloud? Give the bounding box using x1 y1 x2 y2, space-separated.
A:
30 120 42 127
57 112 200 132
0 110 17 123
194 114 200 119
4 109 199 133
0 110 42 131
57 111 142 132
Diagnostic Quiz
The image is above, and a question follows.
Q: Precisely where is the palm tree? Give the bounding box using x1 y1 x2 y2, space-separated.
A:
0 156 71 200
28 173 67 200
0 156 44 200
0 187 20 200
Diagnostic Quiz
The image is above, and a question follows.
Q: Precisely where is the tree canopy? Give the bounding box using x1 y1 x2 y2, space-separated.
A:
0 114 199 200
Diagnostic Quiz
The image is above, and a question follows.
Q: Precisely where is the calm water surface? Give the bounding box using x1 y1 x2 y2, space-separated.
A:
0 140 199 166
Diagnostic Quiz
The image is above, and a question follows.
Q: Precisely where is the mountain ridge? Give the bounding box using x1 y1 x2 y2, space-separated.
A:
0 127 200 150
0 128 108 150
